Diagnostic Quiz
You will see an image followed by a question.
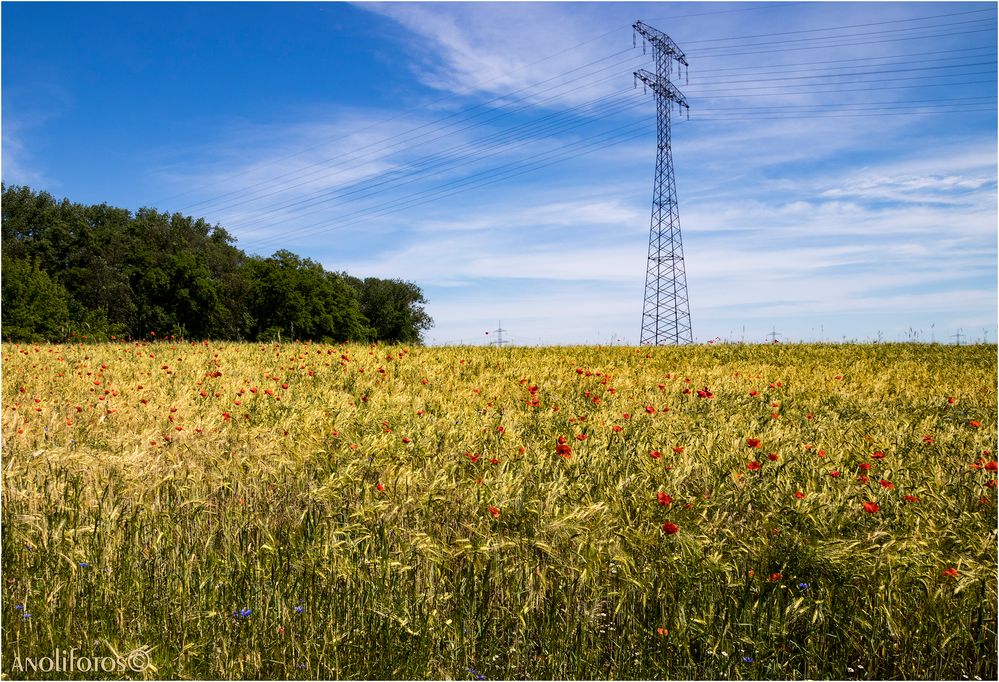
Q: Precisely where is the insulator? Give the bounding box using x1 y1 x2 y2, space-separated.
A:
633 28 636 49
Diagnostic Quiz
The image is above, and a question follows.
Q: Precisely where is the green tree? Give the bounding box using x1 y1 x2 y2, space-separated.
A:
346 276 433 344
1 258 70 340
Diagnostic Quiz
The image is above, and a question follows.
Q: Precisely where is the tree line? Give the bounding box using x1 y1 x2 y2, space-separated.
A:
1 185 432 343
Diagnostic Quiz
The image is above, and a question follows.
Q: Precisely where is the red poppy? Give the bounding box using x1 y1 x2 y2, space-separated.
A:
858 462 871 472
657 492 673 506
746 438 761 448
986 461 998 472
749 390 759 397
622 412 631 420
645 405 656 415
402 437 411 444
947 396 956 404
768 572 782 582
556 443 573 459
903 495 920 503
794 491 805 499
879 479 895 490
375 483 384 492
673 446 684 454
970 420 981 428
863 502 880 513
661 521 679 535
488 506 500 519
857 475 870 484
612 425 623 433
829 470 841 478
922 435 934 443
746 461 761 471
767 453 779 461
941 567 958 578
649 450 662 459
870 451 886 459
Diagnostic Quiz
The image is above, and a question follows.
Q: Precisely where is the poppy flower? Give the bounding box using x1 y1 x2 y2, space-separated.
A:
767 453 779 461
768 572 782 582
829 470 841 478
649 450 662 459
941 567 958 578
657 492 673 506
746 438 761 448
969 420 981 428
903 495 920 503
746 461 761 471
376 483 384 492
488 506 500 519
749 390 759 397
879 479 895 490
863 502 880 513
555 443 573 459
612 425 623 432
661 521 679 535
922 435 934 443
858 462 871 472
794 491 805 499
871 451 886 459
986 461 998 472
656 627 669 636
645 405 656 415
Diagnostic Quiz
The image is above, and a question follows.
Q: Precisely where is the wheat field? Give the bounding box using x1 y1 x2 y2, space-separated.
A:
2 341 996 679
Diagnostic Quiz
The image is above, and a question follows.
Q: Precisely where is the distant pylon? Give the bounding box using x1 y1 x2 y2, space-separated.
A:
490 321 508 347
634 20 693 346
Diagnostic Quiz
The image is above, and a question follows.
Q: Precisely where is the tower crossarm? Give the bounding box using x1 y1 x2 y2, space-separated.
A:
634 69 689 110
634 20 688 67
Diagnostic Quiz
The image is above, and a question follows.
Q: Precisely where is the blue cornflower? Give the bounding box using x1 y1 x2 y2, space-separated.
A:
798 582 809 590
22 612 31 619
742 656 754 663
14 604 23 611
79 562 90 568
234 607 252 618
294 605 304 614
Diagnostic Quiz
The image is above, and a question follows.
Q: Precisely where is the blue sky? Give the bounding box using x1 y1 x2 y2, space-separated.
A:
3 1 997 345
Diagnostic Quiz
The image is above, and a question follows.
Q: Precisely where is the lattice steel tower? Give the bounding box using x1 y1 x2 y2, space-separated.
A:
634 20 692 345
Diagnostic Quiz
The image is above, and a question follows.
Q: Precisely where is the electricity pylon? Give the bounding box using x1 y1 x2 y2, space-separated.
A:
634 20 692 345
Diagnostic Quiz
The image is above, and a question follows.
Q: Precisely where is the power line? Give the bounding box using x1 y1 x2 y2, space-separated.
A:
172 47 645 215
150 7 994 216
687 25 996 59
233 92 649 238
181 53 653 219
694 44 996 75
679 6 996 45
687 15 995 54
241 111 654 251
213 57 994 230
